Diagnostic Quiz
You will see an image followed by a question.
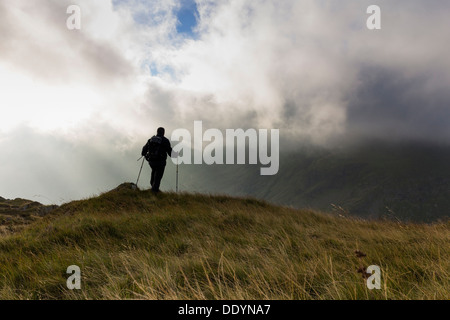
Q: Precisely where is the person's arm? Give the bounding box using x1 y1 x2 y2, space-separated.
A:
165 138 173 157
141 140 149 156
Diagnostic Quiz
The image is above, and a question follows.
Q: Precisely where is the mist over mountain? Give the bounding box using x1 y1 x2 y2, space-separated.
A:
162 140 449 222
1 127 448 223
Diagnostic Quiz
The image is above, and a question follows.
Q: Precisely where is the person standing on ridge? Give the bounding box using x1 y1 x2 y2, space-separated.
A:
141 127 173 193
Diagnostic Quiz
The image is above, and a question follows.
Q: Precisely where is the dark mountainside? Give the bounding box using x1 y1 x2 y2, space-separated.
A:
168 141 449 222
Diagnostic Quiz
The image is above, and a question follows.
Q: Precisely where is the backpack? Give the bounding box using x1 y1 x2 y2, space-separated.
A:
143 135 163 161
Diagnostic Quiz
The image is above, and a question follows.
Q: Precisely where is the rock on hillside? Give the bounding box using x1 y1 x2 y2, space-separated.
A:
0 197 58 235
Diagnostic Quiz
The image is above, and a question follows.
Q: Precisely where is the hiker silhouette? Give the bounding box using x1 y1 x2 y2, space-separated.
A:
141 127 173 193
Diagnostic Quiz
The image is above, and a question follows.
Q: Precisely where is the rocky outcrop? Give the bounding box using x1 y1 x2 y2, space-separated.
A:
0 197 58 217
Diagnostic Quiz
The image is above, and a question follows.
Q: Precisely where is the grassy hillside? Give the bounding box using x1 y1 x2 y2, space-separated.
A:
0 183 448 300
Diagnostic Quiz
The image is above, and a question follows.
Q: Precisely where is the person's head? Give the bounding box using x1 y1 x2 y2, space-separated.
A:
157 127 165 136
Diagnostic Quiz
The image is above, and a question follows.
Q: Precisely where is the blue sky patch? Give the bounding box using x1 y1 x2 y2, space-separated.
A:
175 0 199 38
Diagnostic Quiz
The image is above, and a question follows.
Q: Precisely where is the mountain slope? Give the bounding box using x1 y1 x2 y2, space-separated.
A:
169 142 450 222
0 184 448 299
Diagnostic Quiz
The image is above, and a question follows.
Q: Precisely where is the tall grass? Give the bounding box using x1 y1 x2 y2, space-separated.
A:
0 185 448 299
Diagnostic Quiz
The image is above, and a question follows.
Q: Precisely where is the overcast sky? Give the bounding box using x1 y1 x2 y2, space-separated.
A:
1 0 449 203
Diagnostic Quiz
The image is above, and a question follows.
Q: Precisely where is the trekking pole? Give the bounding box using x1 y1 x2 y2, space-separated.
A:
176 156 179 193
135 157 145 187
